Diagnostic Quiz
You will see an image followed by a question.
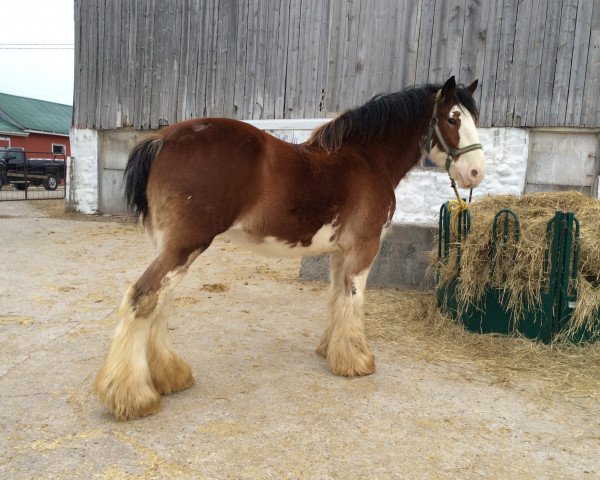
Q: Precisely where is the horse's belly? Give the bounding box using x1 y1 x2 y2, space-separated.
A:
223 222 340 258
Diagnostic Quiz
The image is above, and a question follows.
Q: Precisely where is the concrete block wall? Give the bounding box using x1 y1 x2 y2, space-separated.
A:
97 129 145 215
300 223 437 290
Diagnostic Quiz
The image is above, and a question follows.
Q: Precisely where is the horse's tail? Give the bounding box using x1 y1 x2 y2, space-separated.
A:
124 134 163 221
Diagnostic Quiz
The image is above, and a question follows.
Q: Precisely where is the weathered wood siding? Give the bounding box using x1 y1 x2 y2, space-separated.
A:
74 0 600 130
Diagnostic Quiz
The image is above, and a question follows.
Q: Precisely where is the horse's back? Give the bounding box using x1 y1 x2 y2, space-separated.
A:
144 118 329 240
143 117 390 255
155 117 269 168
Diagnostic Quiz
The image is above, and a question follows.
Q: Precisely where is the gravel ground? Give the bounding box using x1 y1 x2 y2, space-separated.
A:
0 200 598 479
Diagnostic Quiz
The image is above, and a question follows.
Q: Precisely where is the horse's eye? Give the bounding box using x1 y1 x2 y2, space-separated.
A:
447 117 457 125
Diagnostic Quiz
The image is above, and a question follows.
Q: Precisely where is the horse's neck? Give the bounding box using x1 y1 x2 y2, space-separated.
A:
361 100 434 187
370 129 429 188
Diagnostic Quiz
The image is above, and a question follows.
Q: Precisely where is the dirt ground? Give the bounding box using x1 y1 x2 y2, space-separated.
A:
0 200 598 479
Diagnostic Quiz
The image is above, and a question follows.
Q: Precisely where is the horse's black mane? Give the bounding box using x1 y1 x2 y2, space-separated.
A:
308 83 479 153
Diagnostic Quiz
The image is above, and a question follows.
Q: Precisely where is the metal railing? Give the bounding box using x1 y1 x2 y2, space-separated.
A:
0 150 68 201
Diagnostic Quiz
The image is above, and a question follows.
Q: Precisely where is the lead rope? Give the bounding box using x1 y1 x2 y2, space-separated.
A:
424 96 482 236
448 174 468 237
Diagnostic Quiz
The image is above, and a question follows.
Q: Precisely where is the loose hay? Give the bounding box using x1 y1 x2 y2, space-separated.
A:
174 296 200 306
365 289 600 400
200 283 229 293
434 191 600 339
0 315 34 326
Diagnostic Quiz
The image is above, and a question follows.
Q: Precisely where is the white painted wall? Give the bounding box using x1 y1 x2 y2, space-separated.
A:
68 127 98 214
393 128 528 223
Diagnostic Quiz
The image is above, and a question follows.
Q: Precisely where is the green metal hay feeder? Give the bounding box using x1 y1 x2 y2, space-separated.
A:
436 201 598 343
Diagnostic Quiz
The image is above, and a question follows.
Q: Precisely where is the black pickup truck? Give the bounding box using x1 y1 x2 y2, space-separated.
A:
0 147 66 191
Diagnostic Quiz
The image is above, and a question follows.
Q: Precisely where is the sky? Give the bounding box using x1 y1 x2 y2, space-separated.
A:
0 0 74 105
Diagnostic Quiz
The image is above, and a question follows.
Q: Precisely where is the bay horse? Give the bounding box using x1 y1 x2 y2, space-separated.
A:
95 76 485 420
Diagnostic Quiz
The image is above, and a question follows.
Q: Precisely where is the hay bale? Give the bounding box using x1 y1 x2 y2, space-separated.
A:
434 191 600 339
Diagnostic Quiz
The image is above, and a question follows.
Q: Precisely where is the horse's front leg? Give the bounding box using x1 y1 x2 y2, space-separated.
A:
318 242 379 377
316 252 345 358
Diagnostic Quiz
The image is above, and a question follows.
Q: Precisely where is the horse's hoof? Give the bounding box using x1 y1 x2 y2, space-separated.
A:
316 327 332 358
94 371 162 421
327 347 376 377
150 355 195 395
115 392 162 421
315 341 328 358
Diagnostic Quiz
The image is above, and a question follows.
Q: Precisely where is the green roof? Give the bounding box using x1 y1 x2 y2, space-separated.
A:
0 93 72 135
0 116 22 134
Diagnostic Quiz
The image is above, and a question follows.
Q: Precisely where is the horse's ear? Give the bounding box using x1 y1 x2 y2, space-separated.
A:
440 76 456 103
466 79 479 94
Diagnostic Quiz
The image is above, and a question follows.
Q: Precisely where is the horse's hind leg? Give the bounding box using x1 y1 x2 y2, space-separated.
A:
94 244 204 420
317 241 379 377
147 271 194 396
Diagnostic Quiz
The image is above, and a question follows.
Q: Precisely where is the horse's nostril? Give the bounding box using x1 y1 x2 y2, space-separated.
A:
470 169 479 179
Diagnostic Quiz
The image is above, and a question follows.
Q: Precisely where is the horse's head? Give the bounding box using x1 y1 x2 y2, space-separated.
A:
426 76 485 189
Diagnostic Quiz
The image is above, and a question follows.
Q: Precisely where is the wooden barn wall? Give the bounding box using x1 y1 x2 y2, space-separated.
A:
73 0 600 130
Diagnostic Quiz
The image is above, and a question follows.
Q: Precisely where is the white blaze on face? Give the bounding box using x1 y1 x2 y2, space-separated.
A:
449 106 485 188
427 105 486 189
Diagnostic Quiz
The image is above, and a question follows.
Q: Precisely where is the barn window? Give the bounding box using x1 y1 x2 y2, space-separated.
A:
52 144 66 155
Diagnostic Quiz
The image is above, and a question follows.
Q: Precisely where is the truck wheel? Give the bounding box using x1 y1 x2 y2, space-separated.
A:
43 174 58 191
15 183 28 191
